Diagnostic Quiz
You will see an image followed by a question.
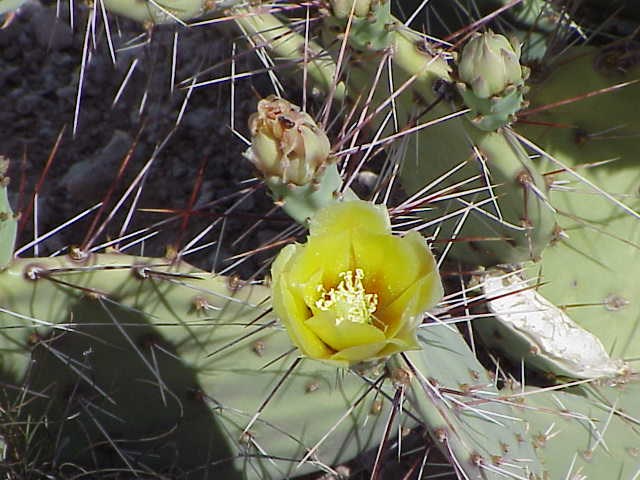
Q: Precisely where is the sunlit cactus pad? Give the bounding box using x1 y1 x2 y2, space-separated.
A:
0 255 410 478
516 47 640 371
402 326 545 479
511 378 640 479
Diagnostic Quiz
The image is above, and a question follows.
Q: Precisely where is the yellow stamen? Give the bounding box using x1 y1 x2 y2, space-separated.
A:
315 269 378 325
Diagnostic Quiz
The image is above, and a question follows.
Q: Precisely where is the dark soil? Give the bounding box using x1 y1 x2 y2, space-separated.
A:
1 0 290 276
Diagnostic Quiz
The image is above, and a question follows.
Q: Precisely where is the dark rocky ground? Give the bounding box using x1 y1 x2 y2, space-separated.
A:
1 0 291 275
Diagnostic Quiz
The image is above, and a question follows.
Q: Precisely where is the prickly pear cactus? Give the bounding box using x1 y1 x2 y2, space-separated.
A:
400 326 545 479
316 3 558 266
2 0 640 478
511 377 640 479
0 255 408 478
476 47 640 375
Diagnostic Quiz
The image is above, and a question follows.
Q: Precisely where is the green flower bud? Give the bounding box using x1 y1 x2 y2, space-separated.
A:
330 0 376 18
455 31 529 131
247 96 332 186
458 31 524 99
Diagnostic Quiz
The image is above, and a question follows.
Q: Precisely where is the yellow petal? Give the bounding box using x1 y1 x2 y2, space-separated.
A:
375 335 421 358
309 200 390 237
329 341 388 364
387 322 422 351
305 311 386 351
403 230 439 276
290 268 324 311
271 244 332 358
351 233 410 306
351 230 435 307
377 271 443 339
274 282 333 358
287 232 354 288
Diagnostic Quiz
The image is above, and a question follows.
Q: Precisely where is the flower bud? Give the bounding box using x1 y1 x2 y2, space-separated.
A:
247 96 331 187
458 31 524 99
330 0 375 18
455 31 529 131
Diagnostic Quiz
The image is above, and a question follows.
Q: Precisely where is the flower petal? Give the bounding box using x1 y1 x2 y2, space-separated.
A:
270 200 444 367
287 268 324 312
271 244 333 358
309 200 390 237
376 271 443 339
376 335 421 358
275 282 333 358
351 230 436 307
329 341 388 364
287 232 354 288
305 311 386 351
271 242 297 278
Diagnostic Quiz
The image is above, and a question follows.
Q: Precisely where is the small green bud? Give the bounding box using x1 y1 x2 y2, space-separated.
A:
247 96 332 187
458 31 524 99
330 0 376 18
455 31 529 131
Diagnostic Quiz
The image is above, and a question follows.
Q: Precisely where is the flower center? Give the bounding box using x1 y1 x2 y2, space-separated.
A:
315 269 378 325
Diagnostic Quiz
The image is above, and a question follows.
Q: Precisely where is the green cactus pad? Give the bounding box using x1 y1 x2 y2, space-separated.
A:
265 163 358 225
325 0 394 52
515 47 640 372
399 123 557 265
511 378 640 479
0 255 410 478
457 83 527 131
398 324 544 479
235 9 344 101
101 0 212 24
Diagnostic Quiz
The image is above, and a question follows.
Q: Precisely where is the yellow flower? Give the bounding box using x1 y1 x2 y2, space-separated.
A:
248 96 332 186
271 200 444 366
